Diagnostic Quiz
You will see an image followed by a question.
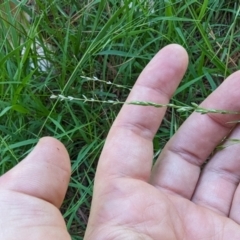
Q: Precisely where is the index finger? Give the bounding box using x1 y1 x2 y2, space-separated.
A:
96 44 188 181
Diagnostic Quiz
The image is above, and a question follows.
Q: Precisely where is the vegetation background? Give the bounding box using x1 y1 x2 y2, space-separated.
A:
0 0 239 239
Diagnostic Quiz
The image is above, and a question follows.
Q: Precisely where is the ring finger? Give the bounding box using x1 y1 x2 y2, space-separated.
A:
192 124 240 216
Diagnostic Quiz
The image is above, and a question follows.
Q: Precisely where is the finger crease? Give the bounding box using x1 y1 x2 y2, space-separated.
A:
168 146 204 167
113 122 154 140
136 83 171 100
207 113 235 130
205 167 240 186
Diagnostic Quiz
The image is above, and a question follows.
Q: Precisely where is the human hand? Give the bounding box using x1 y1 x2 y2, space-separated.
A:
84 44 240 239
2 45 240 240
0 137 71 239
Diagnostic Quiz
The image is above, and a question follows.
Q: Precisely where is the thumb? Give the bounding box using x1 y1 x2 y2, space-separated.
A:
0 137 71 208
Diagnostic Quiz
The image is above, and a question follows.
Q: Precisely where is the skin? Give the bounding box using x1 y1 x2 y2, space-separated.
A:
1 44 240 239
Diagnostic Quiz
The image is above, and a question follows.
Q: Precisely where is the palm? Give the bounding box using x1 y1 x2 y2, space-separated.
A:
121 182 240 239
85 177 240 239
85 45 240 239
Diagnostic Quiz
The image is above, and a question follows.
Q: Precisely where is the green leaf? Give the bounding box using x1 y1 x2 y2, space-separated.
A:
12 105 29 114
0 106 12 117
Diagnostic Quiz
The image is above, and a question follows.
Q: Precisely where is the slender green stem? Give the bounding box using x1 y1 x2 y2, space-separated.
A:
50 94 240 115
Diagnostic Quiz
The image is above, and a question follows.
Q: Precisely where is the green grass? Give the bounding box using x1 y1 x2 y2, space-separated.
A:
0 0 239 239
